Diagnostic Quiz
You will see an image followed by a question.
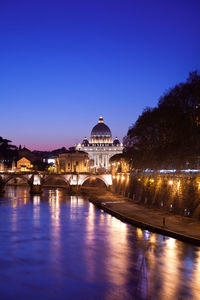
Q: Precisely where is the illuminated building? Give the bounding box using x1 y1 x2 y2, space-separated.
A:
110 154 130 175
17 157 32 171
76 115 123 171
56 151 89 173
0 162 5 172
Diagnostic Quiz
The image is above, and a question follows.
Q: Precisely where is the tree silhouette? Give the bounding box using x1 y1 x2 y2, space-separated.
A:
124 71 200 169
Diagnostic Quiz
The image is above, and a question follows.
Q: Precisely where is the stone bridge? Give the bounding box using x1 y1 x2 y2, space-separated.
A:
0 172 112 194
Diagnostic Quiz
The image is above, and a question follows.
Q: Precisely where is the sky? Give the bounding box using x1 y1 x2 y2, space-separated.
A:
0 0 200 150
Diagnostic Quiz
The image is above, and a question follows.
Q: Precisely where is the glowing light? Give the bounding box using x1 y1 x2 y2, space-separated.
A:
121 176 125 181
150 179 154 183
168 180 173 185
143 230 151 240
33 195 40 205
136 228 143 239
48 158 55 164
138 178 141 181
196 249 200 271
159 169 176 173
113 175 116 179
33 175 41 185
181 169 200 173
177 181 181 189
166 237 176 249
150 234 156 243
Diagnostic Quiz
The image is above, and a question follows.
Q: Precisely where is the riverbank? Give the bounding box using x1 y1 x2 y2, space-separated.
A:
89 191 200 246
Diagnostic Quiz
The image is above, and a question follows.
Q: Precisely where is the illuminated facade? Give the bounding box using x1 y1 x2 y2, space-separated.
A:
17 157 32 171
56 151 89 173
76 116 123 170
110 155 130 175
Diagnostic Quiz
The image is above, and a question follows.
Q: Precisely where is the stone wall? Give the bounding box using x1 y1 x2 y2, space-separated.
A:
112 172 200 219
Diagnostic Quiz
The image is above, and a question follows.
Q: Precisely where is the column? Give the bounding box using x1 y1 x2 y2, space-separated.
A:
105 155 108 169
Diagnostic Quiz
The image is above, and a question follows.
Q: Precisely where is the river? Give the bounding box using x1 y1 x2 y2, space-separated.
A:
0 186 199 300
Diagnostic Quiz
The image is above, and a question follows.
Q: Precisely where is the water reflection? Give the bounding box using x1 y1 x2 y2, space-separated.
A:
49 189 61 221
161 238 180 299
0 186 200 300
85 203 96 281
33 195 40 230
4 186 29 207
46 189 62 279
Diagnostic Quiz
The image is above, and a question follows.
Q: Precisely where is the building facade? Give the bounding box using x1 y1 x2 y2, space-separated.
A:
76 116 123 171
17 157 32 171
56 151 89 173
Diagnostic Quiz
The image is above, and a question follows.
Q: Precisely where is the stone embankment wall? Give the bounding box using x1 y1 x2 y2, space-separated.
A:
112 172 200 219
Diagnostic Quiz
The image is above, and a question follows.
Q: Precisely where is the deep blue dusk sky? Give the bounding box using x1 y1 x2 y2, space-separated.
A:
0 0 200 150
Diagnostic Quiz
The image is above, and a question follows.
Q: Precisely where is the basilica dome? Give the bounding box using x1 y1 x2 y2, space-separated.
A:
91 115 112 137
76 115 124 170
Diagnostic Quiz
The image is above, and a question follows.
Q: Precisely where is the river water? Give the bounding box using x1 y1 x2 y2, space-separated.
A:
0 186 200 300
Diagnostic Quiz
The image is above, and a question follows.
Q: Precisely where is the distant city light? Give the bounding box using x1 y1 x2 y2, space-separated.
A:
144 169 154 173
181 169 200 173
48 158 55 164
159 169 176 173
159 169 200 173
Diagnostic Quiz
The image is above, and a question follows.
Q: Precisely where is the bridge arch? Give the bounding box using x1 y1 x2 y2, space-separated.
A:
4 175 30 185
80 175 109 188
42 174 70 186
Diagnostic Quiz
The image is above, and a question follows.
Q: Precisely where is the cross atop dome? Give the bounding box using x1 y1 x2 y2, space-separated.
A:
98 115 104 123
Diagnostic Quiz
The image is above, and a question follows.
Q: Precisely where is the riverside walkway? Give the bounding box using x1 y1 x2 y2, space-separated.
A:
89 192 200 246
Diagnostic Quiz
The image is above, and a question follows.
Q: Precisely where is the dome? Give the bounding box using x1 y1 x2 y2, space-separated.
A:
91 116 112 137
113 137 120 146
82 137 89 146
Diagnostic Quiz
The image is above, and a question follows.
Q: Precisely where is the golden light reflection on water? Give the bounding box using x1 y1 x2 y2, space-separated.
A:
166 237 176 249
49 189 61 271
196 248 200 271
84 202 96 281
70 196 84 207
160 237 180 299
7 187 29 207
70 196 85 220
49 189 60 221
136 228 143 239
149 233 156 244
84 202 129 290
191 248 200 300
4 188 200 299
33 195 40 205
105 215 128 286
